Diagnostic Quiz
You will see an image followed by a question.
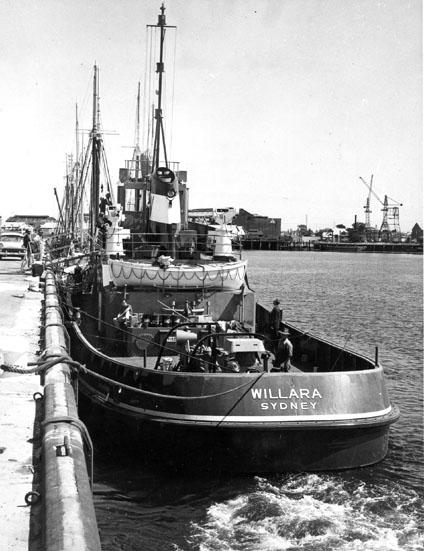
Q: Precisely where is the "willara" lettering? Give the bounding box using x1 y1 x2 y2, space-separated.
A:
250 388 322 400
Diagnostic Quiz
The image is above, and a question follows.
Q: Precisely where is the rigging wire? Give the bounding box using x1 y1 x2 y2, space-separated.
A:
146 25 154 156
329 330 353 371
63 72 92 157
162 27 168 162
169 27 177 160
142 26 149 153
100 146 114 203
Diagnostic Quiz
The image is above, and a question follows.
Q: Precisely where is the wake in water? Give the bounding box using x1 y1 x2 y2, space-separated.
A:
186 474 423 551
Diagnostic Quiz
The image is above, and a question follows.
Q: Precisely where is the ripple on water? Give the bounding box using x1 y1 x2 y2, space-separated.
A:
187 475 424 551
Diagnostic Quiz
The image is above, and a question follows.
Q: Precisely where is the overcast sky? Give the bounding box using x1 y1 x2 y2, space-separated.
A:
0 0 421 231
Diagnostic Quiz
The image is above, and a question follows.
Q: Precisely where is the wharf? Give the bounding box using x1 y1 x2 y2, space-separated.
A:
0 266 43 550
241 239 313 251
240 238 422 254
0 262 101 551
313 241 423 254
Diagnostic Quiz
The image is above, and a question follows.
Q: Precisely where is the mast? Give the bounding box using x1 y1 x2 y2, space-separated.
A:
145 4 182 246
90 64 101 250
75 102 85 246
149 4 176 171
135 81 141 150
133 82 142 181
69 155 75 237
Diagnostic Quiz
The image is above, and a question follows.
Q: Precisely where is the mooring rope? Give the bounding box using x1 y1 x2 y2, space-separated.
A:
0 354 86 375
1 350 262 402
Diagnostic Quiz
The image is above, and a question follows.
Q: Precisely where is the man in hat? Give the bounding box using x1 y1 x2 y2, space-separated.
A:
270 299 283 350
275 328 293 372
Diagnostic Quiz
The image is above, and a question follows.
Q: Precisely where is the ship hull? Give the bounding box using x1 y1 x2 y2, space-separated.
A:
70 322 399 473
78 384 396 472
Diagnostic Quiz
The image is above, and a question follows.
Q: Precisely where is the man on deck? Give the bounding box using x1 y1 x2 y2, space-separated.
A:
270 299 282 350
275 328 293 372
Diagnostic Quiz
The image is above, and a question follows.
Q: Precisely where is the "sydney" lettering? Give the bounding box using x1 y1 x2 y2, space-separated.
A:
260 401 318 410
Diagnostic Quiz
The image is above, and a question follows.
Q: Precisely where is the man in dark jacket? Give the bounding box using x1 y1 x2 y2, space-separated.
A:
23 230 33 267
270 299 282 350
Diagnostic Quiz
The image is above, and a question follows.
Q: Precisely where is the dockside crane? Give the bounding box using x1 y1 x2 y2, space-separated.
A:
359 176 403 241
360 174 373 228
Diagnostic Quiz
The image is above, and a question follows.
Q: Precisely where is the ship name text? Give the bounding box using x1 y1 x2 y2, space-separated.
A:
250 387 323 411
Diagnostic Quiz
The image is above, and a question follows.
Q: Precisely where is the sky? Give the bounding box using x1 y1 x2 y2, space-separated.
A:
0 0 421 231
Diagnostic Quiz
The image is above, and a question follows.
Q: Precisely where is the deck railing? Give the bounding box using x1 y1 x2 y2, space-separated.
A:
255 302 375 373
104 231 243 262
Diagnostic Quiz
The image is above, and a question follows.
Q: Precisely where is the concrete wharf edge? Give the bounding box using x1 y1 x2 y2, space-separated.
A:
0 271 44 551
42 269 101 551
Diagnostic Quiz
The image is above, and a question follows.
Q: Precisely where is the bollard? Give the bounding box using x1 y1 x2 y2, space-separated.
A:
42 269 101 551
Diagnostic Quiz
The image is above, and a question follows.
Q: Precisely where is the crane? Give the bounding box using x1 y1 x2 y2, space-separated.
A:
359 176 403 240
360 174 373 228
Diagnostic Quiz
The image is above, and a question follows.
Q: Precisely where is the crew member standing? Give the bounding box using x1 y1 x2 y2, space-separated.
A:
270 299 282 350
114 299 133 326
37 230 45 260
32 231 42 261
113 299 133 349
275 328 293 372
99 192 113 214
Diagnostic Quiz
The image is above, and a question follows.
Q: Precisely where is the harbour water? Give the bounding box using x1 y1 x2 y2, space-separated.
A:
93 251 423 550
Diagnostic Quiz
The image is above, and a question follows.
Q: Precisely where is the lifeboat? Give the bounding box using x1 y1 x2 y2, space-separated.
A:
107 258 247 290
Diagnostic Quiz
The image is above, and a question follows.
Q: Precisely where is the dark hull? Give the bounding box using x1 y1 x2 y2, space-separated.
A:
78 384 394 473
68 307 399 473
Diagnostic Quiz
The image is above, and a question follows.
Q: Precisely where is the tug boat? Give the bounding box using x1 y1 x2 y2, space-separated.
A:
56 5 398 472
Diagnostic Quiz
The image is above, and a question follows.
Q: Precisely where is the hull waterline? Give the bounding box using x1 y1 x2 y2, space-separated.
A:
78 384 398 473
